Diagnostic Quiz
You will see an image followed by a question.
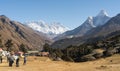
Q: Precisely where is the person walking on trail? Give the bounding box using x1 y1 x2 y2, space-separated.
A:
6 52 10 63
8 52 15 67
16 57 19 67
23 53 27 65
14 51 24 67
14 53 20 67
0 51 3 63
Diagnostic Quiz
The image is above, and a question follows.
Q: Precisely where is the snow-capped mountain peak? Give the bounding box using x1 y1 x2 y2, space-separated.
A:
85 16 96 27
94 10 110 26
97 10 109 17
87 16 93 23
88 16 93 20
83 10 110 28
57 10 111 39
24 20 69 38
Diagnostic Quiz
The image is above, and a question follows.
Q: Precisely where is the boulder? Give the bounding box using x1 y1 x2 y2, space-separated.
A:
80 54 96 62
93 53 103 58
103 49 116 57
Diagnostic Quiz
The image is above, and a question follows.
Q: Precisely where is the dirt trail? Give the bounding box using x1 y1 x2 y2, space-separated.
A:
0 55 120 71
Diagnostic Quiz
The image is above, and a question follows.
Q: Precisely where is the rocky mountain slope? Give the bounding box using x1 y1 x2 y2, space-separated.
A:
0 15 51 50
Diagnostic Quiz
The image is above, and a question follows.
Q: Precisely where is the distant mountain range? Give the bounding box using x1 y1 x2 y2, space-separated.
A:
1 10 119 50
86 13 120 37
0 15 51 50
24 21 69 38
51 11 120 48
54 10 111 40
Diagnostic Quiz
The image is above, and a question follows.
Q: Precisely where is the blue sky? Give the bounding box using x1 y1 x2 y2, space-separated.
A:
0 0 120 29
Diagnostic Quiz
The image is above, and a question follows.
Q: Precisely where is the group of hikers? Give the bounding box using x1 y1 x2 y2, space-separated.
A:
0 49 27 67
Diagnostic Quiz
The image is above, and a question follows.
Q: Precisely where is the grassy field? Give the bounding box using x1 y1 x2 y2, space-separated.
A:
0 54 120 71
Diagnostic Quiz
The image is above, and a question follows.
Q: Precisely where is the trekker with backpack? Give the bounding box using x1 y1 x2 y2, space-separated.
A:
8 51 15 67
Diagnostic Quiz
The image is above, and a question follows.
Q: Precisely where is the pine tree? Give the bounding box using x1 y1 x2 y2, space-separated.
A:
19 44 27 53
5 39 13 52
43 43 50 52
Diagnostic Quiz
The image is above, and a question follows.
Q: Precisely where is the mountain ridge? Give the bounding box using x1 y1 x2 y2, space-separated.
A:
0 15 51 50
54 10 111 40
24 21 69 38
51 11 120 49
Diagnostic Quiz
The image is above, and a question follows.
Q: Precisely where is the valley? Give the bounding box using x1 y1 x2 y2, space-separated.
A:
1 54 120 71
0 0 120 71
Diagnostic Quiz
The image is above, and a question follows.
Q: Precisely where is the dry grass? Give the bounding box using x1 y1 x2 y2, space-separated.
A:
0 54 120 71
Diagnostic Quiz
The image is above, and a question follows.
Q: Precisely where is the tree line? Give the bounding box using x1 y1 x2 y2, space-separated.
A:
43 34 120 62
0 35 27 53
